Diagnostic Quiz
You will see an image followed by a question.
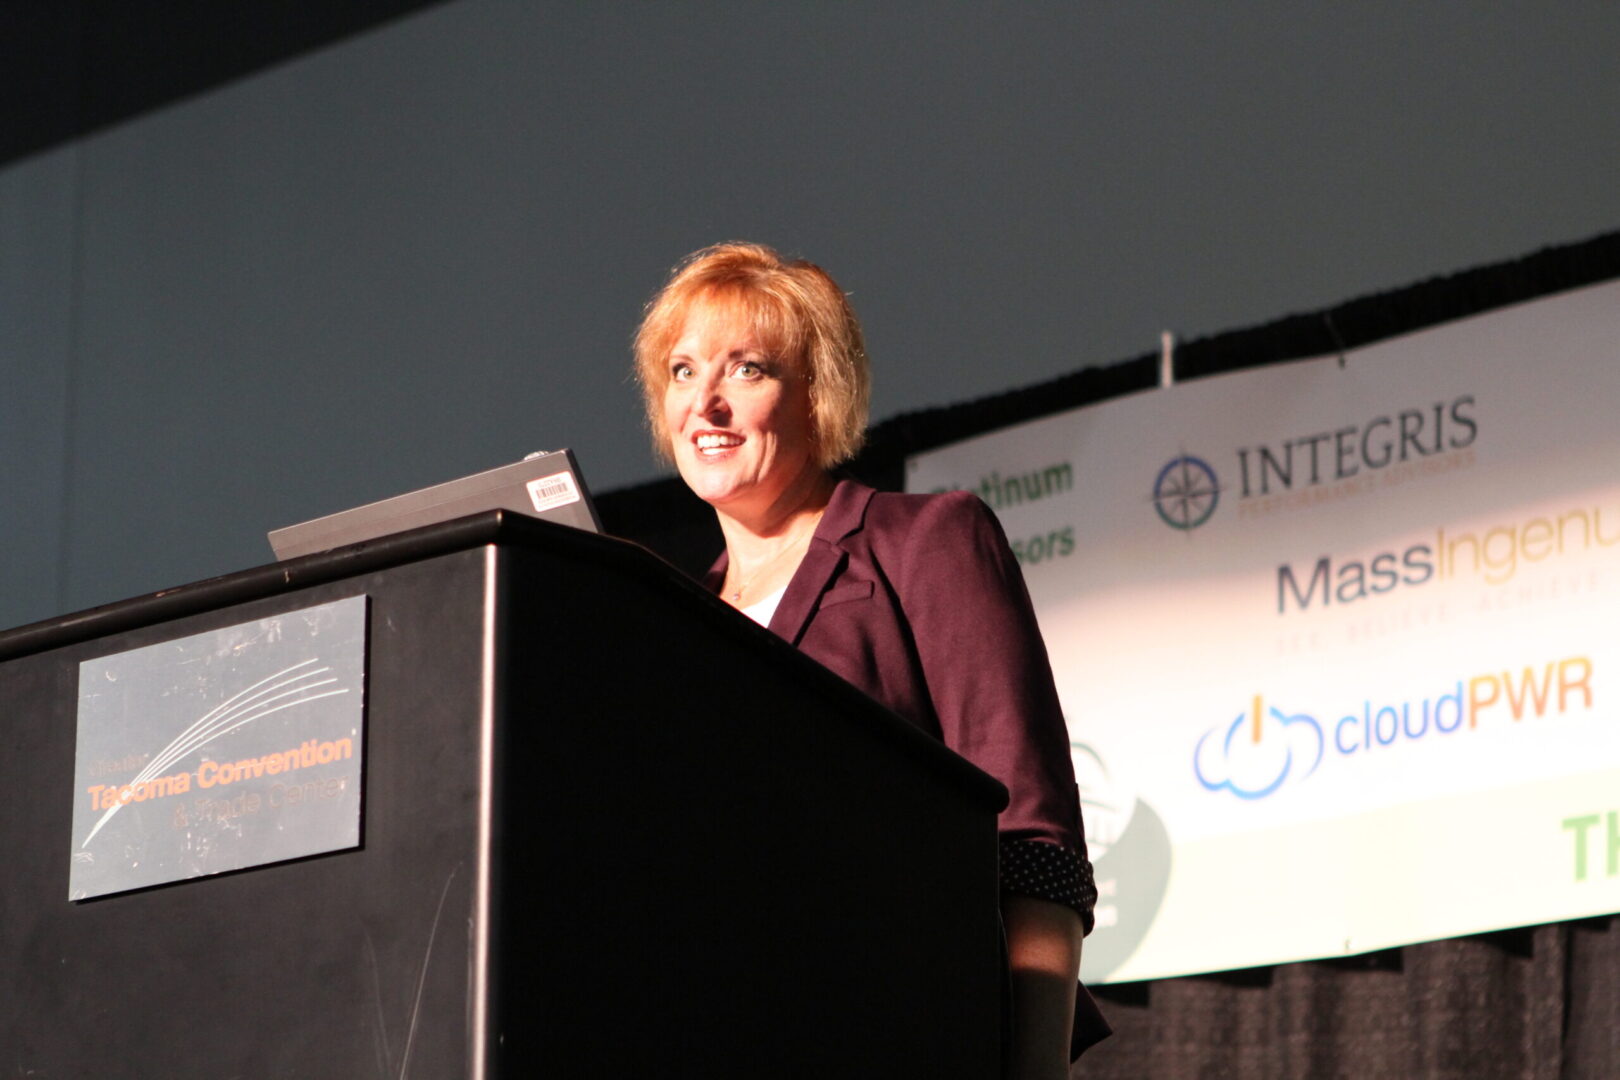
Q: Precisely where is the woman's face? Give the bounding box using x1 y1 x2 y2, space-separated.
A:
662 303 820 519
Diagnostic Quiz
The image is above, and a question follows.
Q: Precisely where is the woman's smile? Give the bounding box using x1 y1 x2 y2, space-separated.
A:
694 430 745 456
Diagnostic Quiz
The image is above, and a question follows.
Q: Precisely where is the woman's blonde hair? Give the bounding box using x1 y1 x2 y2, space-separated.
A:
633 242 870 469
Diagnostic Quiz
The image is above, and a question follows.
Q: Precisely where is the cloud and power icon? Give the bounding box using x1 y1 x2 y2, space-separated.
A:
1193 695 1324 800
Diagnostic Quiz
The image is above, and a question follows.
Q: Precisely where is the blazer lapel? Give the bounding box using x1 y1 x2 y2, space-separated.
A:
770 541 844 646
769 478 874 646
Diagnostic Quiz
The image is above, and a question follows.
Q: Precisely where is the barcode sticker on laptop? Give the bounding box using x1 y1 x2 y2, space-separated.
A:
526 472 581 513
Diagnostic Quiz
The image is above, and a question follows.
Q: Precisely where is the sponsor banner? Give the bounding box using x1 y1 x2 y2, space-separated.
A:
70 596 368 900
907 279 1620 982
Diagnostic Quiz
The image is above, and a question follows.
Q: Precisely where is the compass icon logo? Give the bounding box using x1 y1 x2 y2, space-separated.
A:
1152 455 1221 530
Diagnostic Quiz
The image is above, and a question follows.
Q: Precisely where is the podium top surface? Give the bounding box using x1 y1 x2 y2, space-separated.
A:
0 509 1008 810
0 510 536 662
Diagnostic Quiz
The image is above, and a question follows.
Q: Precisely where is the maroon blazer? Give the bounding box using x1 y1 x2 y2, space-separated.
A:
706 478 1110 1054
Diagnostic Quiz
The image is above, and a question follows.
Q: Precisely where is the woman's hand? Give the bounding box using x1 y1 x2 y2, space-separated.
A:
1003 894 1084 1080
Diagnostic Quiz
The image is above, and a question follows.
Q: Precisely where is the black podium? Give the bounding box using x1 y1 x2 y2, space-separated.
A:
0 512 1008 1077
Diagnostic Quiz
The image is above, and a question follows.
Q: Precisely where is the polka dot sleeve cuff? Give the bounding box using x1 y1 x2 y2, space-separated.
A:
999 838 1097 936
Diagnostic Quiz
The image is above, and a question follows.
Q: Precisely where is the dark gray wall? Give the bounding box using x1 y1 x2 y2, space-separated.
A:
4 1 1619 628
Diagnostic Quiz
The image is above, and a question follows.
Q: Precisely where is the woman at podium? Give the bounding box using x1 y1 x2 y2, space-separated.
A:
633 242 1107 1077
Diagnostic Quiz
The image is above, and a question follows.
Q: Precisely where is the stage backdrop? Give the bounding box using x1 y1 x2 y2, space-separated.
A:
908 277 1620 984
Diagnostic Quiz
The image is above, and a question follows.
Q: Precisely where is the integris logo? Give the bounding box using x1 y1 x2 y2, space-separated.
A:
1237 395 1477 499
1151 394 1478 531
1152 456 1221 531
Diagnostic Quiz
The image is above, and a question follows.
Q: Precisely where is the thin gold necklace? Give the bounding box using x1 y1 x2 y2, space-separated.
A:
727 512 823 605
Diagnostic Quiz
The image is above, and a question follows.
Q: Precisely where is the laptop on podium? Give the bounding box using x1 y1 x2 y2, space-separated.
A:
268 449 601 561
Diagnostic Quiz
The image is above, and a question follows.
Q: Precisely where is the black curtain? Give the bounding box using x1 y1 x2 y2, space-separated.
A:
1085 917 1620 1078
